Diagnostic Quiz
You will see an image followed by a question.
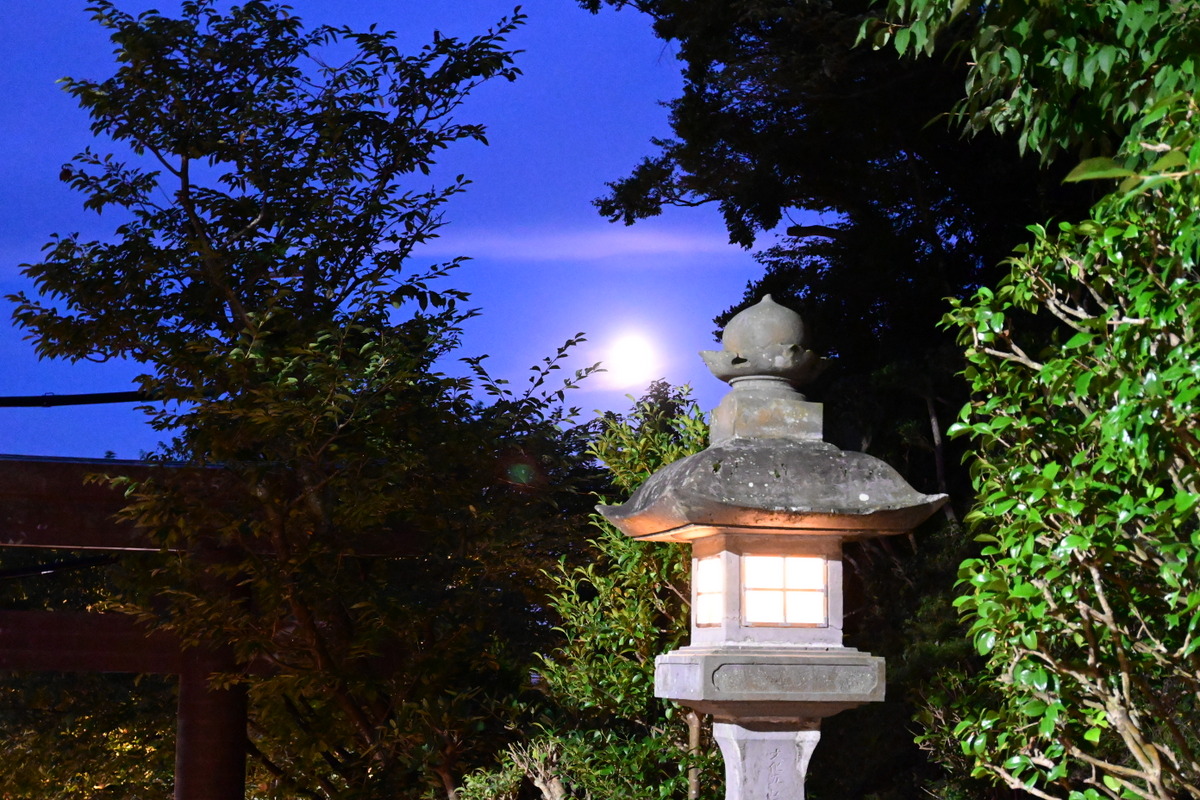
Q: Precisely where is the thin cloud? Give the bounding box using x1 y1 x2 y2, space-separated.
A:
420 227 737 261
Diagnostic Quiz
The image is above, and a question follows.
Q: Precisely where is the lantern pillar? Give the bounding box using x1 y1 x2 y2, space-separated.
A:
713 720 821 800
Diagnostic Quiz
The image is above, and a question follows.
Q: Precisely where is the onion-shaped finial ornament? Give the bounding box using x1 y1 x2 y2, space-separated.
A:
700 295 825 387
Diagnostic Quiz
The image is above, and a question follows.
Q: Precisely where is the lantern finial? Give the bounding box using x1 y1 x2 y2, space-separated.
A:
700 296 825 444
700 295 825 388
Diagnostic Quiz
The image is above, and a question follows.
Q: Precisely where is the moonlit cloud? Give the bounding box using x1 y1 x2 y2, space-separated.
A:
420 227 736 262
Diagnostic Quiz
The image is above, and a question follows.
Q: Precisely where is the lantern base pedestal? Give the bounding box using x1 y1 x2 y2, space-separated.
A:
713 718 821 800
654 645 884 719
657 647 883 800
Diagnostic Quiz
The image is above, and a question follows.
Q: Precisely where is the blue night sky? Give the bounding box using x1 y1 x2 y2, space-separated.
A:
0 1 777 458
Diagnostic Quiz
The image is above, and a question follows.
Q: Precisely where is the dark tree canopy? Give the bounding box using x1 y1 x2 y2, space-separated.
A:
581 0 1091 375
14 0 520 380
4 3 601 798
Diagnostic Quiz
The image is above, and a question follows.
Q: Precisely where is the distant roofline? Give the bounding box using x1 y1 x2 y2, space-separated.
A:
0 453 155 467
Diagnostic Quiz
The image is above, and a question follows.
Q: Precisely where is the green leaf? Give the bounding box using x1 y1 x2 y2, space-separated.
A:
1064 157 1135 182
1004 46 1022 75
1121 173 1177 198
1149 150 1188 172
1096 45 1118 75
1020 698 1047 716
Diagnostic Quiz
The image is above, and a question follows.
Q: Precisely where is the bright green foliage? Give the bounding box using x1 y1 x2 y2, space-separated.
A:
942 107 1200 799
872 1 1200 796
867 0 1200 162
5 3 603 798
461 384 719 800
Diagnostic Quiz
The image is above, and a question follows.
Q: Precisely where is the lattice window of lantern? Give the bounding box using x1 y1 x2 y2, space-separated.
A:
742 555 827 626
694 555 724 626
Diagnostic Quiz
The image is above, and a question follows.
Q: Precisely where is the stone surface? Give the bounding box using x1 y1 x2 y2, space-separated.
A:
720 295 807 357
700 295 825 387
708 377 824 443
714 720 821 800
598 436 947 542
654 646 884 720
600 295 951 799
597 295 947 542
713 662 878 695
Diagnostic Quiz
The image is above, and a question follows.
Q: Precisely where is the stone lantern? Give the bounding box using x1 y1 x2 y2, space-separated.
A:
599 296 947 800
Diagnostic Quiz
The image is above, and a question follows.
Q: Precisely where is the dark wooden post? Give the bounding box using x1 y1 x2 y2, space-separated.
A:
176 646 248 800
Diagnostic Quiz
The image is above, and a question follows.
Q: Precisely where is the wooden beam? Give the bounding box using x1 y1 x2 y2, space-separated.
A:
0 456 157 550
0 455 420 555
0 610 182 673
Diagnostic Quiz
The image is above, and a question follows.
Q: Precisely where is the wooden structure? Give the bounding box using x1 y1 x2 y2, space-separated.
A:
0 455 247 800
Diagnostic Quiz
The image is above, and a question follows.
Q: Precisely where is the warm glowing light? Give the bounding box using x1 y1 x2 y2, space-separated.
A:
601 331 661 389
694 556 724 626
744 589 786 624
787 592 826 623
744 556 784 589
786 557 825 590
696 556 724 593
742 556 827 626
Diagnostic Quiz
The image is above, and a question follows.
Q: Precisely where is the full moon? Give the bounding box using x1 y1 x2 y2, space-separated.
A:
602 332 661 390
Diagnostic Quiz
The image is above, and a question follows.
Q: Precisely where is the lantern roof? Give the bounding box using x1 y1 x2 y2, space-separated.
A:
599 296 947 542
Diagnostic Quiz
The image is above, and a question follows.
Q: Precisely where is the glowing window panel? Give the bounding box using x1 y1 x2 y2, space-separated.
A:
694 556 724 626
743 555 784 589
744 589 786 624
695 594 724 626
786 556 825 590
786 591 826 624
742 556 827 626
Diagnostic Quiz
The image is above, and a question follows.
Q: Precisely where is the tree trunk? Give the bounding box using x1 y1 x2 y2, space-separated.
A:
530 775 570 800
687 709 702 800
435 765 459 800
925 394 958 523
